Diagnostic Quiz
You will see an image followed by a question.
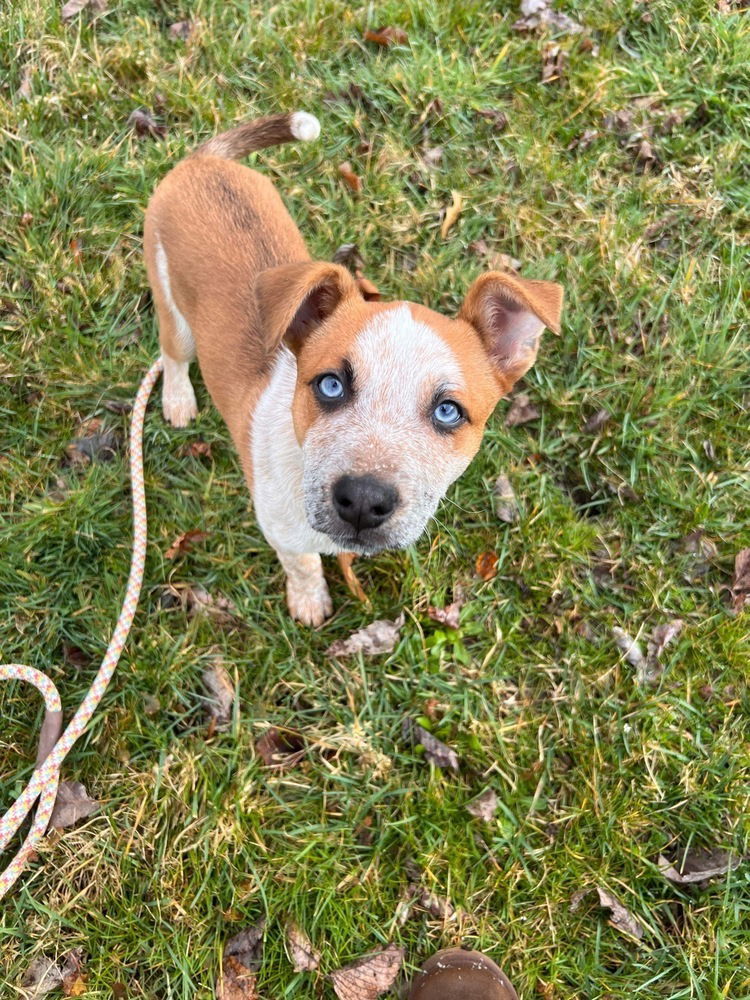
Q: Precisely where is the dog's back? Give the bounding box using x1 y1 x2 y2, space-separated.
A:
143 112 319 443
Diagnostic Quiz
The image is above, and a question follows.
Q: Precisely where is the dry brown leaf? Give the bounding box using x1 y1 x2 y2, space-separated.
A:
179 440 213 459
20 957 63 999
337 551 368 602
217 921 264 1000
185 585 240 625
128 109 167 140
61 949 87 997
513 0 584 33
418 889 455 920
64 425 121 466
103 399 133 415
476 108 509 130
583 409 611 433
61 0 106 21
466 788 499 821
326 614 404 658
17 65 33 100
111 984 127 999
659 848 742 885
363 26 409 46
505 393 540 427
203 661 235 729
48 781 100 830
255 726 306 769
165 529 210 559
338 162 362 193
730 548 750 614
475 551 498 581
440 190 464 238
567 128 599 152
402 718 459 772
571 886 644 940
541 42 566 85
333 243 365 270
286 922 320 972
427 602 462 630
612 627 645 669
169 19 195 40
493 473 519 523
646 620 684 665
330 944 404 1000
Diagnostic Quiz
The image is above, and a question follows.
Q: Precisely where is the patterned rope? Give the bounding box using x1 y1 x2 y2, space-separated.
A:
0 358 163 900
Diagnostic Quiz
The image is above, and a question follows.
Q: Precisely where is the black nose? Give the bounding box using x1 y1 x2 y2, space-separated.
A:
332 475 399 531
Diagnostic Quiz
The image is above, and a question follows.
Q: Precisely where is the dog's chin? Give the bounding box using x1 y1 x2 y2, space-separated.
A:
307 514 420 555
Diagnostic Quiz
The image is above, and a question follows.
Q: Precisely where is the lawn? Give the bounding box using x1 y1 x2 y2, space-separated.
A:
1 0 749 996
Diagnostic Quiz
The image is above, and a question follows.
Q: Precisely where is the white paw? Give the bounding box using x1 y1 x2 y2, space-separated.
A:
162 385 198 428
287 579 333 627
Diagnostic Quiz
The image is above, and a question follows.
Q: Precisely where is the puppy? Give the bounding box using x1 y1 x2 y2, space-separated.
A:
144 112 563 625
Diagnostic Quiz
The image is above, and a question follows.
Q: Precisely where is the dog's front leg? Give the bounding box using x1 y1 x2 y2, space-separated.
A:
276 551 333 627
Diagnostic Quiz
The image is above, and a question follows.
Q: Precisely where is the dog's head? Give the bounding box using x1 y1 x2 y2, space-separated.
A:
255 261 563 554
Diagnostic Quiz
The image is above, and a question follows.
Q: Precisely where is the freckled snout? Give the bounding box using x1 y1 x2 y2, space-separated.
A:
332 474 399 531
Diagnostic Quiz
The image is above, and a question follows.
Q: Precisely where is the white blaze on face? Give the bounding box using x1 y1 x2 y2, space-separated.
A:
302 304 472 550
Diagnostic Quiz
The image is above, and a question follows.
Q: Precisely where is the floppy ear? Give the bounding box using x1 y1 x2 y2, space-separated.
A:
255 261 360 354
458 271 564 391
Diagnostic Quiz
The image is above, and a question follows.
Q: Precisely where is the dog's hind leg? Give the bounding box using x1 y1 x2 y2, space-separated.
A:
276 551 333 627
147 235 198 428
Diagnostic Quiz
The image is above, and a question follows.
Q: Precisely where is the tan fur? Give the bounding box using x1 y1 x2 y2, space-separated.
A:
143 113 564 624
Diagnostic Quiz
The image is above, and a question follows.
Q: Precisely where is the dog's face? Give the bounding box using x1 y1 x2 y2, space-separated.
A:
255 262 563 554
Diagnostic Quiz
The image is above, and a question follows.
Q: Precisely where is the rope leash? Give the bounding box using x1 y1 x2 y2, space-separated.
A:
0 358 163 900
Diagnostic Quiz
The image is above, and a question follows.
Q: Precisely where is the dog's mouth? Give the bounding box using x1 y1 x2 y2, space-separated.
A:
312 519 406 556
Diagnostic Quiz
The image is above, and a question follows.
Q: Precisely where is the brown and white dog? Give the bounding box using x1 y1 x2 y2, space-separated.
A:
144 112 563 625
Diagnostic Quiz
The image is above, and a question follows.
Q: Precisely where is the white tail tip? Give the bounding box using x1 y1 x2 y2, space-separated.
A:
290 111 321 142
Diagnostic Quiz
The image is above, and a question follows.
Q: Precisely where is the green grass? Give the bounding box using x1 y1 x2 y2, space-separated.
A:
2 0 750 996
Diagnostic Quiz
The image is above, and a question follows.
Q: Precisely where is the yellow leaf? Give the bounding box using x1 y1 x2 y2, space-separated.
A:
440 190 464 238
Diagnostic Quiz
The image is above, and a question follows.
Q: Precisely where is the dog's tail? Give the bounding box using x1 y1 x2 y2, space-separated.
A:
191 111 321 160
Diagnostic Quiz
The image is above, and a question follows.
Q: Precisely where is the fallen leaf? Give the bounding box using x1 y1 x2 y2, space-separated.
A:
162 583 241 627
332 243 365 271
330 944 404 1000
218 920 265 1000
61 949 87 997
165 529 210 560
20 211 34 227
255 726 306 768
20 957 63 999
635 137 660 170
326 614 404 658
490 252 522 272
541 42 566 85
17 65 33 100
513 0 584 33
286 922 320 972
427 602 462 629
658 848 742 885
422 146 443 168
418 889 455 920
583 409 611 433
64 425 121 466
466 788 499 821
62 642 91 670
402 719 459 772
128 109 167 140
567 128 599 152
48 781 100 830
337 551 368 602
646 620 684 665
202 661 235 729
363 26 409 46
475 551 498 581
505 393 540 427
730 548 750 614
168 19 195 40
571 886 644 940
612 626 645 669
103 399 133 415
111 984 127 999
61 0 107 21
440 190 464 238
476 108 509 130
338 162 362 193
493 473 519 523
179 440 212 459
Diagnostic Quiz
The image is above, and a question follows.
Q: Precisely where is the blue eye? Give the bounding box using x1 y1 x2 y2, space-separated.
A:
433 400 463 428
316 373 345 400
